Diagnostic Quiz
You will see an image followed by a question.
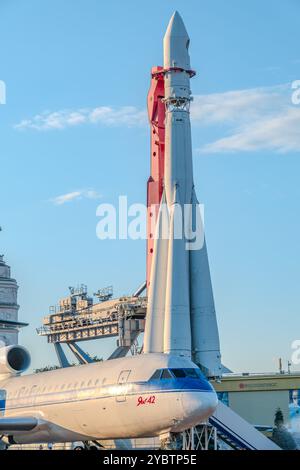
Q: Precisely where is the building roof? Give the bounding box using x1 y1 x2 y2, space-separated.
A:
211 372 300 392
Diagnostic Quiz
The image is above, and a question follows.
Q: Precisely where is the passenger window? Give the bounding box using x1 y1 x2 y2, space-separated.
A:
30 386 38 395
161 369 172 379
150 369 161 380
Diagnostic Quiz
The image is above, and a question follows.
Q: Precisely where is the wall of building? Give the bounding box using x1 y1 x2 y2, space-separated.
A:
0 255 19 345
228 390 289 427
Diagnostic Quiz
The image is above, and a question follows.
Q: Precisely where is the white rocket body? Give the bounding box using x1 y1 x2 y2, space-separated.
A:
143 193 169 354
190 190 222 376
144 12 222 377
163 186 191 357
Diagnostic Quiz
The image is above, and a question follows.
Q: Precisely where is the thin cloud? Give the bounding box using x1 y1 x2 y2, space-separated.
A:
201 107 300 154
15 106 147 131
51 189 102 206
191 85 287 125
15 83 299 154
193 84 300 154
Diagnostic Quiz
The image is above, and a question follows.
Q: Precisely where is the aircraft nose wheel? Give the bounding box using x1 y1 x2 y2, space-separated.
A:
73 441 101 451
159 432 180 450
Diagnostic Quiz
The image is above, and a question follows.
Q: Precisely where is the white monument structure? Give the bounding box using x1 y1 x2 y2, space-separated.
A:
0 254 22 346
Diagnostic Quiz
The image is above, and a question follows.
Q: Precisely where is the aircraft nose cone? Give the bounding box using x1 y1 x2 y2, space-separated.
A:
163 11 191 69
181 391 218 427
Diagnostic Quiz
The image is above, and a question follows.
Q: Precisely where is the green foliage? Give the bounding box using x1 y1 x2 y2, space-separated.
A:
272 408 297 450
34 355 103 373
274 408 284 428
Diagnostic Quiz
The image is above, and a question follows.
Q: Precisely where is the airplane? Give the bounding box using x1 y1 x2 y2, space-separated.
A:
0 344 217 447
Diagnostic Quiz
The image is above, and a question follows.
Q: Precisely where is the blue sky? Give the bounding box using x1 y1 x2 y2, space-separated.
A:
0 0 299 372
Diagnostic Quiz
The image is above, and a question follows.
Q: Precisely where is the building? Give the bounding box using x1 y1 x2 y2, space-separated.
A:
212 371 300 442
0 254 27 345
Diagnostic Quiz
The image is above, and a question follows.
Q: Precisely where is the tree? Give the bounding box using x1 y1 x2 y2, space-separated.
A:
274 408 284 428
272 407 297 450
34 356 103 373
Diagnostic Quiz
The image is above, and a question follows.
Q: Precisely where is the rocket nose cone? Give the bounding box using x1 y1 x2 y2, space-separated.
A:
163 11 191 69
164 11 189 40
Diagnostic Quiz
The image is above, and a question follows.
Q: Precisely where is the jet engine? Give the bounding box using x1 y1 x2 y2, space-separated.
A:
0 345 31 376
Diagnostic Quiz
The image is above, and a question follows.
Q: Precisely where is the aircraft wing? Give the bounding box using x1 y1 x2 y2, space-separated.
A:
0 417 38 432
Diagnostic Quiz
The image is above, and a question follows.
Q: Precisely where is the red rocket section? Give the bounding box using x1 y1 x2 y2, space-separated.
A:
146 66 166 289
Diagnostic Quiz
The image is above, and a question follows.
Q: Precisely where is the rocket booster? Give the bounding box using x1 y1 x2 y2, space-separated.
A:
144 12 222 377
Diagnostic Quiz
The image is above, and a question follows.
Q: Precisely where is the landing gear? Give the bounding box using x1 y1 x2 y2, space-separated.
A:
159 432 180 450
73 441 103 451
0 441 10 450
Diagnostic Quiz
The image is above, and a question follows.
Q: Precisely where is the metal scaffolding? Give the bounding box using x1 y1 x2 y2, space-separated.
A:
182 425 218 450
37 286 146 365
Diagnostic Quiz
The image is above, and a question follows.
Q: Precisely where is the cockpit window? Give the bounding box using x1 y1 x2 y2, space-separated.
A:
171 368 187 378
149 368 174 380
185 368 202 378
150 369 162 380
149 368 204 381
170 368 204 379
187 368 204 378
161 369 173 379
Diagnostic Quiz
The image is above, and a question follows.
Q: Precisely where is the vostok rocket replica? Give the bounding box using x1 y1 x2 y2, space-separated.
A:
144 12 222 378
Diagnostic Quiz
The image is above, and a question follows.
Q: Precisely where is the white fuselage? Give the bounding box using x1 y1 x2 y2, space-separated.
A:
0 353 217 444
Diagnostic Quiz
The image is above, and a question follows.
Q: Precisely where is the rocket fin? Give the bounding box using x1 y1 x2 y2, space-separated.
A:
163 185 191 357
143 192 169 354
189 188 222 377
